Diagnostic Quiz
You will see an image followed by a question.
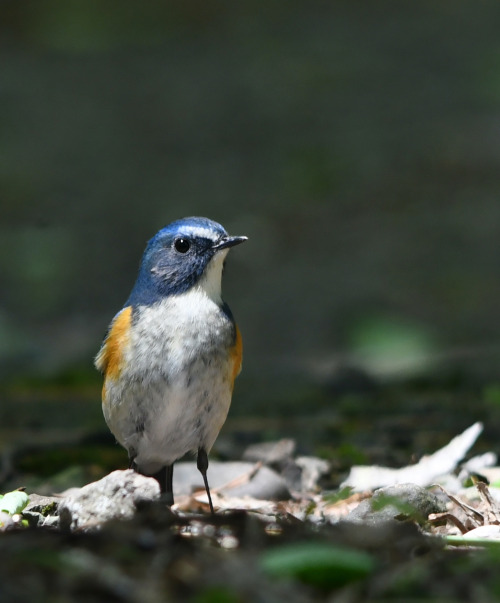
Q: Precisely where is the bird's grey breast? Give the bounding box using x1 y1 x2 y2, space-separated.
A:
127 291 235 384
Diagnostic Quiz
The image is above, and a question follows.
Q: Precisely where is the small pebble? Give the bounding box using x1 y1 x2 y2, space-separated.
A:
219 535 239 549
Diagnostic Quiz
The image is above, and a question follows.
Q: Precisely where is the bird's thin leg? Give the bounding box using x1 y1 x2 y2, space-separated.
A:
152 465 174 506
152 466 166 492
165 464 174 506
197 448 215 514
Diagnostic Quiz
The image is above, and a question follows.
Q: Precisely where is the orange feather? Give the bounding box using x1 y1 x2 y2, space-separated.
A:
95 306 132 381
230 325 243 389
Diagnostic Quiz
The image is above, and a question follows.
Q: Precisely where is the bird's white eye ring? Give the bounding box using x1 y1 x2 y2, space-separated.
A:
174 237 191 253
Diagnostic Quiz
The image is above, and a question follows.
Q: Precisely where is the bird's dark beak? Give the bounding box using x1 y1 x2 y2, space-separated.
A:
213 235 248 251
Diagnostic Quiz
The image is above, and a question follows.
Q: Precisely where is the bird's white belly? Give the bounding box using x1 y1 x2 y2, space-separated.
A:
120 361 232 473
103 292 235 474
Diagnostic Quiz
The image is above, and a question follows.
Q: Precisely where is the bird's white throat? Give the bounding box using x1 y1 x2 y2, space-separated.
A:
195 248 229 304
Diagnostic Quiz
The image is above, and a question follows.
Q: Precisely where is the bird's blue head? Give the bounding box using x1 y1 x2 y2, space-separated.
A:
126 217 247 306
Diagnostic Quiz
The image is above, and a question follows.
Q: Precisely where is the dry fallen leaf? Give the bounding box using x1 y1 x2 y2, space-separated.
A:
342 422 483 491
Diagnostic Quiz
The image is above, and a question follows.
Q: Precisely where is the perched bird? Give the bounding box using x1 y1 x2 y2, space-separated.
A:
95 217 247 512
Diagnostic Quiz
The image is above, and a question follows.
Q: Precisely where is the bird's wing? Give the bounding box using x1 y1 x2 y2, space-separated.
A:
95 306 133 378
229 324 243 389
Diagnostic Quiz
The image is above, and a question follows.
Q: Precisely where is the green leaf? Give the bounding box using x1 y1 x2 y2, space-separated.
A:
0 491 29 515
484 384 500 408
322 486 353 505
260 542 375 589
348 316 437 378
370 493 420 516
445 535 500 550
192 587 240 603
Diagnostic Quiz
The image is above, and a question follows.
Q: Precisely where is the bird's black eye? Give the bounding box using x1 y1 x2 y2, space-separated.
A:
174 237 191 253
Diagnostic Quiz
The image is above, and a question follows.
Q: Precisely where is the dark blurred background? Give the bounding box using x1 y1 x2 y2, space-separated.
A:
3 1 500 491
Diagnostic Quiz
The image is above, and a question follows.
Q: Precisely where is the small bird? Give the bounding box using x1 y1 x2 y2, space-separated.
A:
95 217 247 512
